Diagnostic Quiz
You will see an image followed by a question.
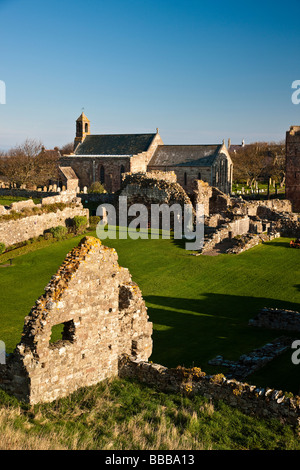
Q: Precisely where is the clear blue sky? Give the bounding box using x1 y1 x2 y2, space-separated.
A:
0 0 300 150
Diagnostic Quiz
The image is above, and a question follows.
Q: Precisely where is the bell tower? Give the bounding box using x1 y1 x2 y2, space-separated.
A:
74 112 90 149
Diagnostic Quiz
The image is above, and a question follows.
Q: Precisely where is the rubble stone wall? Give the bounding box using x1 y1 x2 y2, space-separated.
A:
249 307 300 332
119 357 300 428
0 237 152 404
0 192 89 247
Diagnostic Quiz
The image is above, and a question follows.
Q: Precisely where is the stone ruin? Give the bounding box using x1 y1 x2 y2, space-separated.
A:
0 236 152 404
111 172 300 254
0 190 89 247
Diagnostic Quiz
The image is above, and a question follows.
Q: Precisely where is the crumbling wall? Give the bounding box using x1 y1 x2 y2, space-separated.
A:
249 307 300 332
0 191 89 247
193 180 212 217
286 125 300 212
116 172 194 229
119 357 300 428
0 237 152 404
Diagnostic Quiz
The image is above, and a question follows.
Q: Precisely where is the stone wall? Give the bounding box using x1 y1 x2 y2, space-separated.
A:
0 192 89 247
119 357 300 428
116 172 193 229
193 180 213 217
0 237 152 404
59 155 131 193
202 216 250 253
249 307 300 332
286 125 300 212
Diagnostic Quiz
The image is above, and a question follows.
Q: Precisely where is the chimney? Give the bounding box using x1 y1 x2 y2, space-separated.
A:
228 138 231 149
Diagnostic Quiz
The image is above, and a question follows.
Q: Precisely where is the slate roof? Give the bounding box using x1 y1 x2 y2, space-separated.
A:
74 134 156 156
149 145 223 167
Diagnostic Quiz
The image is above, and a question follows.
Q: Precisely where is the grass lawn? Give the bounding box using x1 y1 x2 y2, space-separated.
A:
0 196 40 206
0 232 300 394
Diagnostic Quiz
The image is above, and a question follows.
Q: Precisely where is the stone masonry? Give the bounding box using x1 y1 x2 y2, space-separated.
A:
0 236 152 404
0 191 89 247
286 125 300 212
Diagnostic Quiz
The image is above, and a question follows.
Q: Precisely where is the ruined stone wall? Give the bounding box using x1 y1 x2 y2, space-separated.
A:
0 192 89 247
116 172 193 229
192 180 213 217
119 357 300 428
286 126 300 212
202 216 250 253
249 307 300 332
0 237 152 404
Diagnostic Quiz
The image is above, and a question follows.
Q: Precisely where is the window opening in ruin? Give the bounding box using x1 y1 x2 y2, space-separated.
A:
49 320 76 347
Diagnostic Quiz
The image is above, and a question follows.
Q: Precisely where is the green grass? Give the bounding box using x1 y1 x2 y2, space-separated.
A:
0 377 299 450
0 231 300 395
0 196 40 206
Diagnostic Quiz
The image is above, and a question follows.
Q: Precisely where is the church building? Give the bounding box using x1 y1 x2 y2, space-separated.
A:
59 113 233 195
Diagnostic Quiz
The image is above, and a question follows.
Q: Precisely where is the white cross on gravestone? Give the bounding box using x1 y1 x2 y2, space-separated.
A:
0 340 5 364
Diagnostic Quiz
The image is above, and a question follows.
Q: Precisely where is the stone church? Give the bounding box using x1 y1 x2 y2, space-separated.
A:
59 113 233 195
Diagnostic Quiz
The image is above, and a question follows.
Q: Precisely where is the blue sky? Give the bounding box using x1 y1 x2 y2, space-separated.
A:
0 0 300 150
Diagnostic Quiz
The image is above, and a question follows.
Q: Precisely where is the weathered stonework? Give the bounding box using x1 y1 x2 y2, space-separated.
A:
0 237 152 404
119 357 300 428
249 307 300 332
0 191 89 247
116 172 194 229
286 126 300 212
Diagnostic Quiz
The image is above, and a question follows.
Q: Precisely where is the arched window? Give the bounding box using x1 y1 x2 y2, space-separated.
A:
100 165 105 184
85 123 89 133
120 165 125 185
184 172 187 186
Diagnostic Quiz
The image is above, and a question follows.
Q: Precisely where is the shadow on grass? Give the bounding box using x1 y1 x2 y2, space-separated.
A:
145 292 300 393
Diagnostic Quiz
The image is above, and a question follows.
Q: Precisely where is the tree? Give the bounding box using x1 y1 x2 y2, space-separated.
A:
59 142 74 155
0 139 59 186
230 141 286 189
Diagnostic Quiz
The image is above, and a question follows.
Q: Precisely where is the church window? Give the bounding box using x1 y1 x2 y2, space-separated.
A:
120 165 125 185
100 165 105 184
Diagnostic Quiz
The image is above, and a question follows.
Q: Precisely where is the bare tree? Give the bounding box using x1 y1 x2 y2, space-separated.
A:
230 141 286 189
59 142 74 155
1 139 59 186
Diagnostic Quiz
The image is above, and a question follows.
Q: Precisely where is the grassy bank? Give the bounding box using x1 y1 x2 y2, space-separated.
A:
0 377 299 450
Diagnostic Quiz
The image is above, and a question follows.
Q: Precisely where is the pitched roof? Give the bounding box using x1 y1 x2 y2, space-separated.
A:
74 134 156 156
149 145 223 167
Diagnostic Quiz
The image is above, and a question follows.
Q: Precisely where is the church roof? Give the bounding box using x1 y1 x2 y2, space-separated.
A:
149 144 224 167
76 112 90 122
74 133 156 156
